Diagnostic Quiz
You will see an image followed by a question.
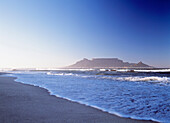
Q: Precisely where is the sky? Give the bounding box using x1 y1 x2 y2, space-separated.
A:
0 0 170 68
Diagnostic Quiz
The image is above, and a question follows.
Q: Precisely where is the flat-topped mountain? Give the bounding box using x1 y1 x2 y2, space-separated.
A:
66 58 151 68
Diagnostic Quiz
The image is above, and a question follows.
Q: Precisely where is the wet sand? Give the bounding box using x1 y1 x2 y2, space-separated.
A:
0 75 156 123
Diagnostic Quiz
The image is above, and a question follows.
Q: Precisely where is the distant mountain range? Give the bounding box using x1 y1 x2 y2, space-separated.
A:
66 58 151 68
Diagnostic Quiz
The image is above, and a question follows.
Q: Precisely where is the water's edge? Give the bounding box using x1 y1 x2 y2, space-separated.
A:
4 74 159 123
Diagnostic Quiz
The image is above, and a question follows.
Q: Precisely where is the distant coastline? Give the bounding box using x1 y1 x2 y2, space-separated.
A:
66 58 152 69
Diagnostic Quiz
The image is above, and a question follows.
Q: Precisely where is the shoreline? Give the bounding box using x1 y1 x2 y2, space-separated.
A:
0 74 157 123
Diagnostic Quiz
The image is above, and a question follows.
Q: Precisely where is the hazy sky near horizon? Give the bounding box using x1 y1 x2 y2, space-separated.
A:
0 0 170 68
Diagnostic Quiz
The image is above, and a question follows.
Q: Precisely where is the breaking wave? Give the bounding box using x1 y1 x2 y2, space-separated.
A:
101 76 170 83
46 71 170 84
47 72 75 76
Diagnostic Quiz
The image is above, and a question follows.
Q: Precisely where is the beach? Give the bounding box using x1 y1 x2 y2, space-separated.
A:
0 75 155 123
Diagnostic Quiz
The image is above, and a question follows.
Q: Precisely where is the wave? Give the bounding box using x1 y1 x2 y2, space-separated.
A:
110 69 170 73
134 69 170 73
46 72 170 84
101 76 170 83
47 72 75 76
41 68 95 71
45 69 170 77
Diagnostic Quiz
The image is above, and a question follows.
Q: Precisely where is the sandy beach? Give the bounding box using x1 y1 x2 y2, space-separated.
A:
0 75 156 123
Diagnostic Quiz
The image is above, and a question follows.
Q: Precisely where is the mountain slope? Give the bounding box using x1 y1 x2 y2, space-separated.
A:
67 58 151 68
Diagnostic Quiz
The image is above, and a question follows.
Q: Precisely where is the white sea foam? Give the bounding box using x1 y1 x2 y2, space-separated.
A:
43 68 95 71
115 76 169 82
47 72 75 76
99 69 106 71
100 76 170 83
46 72 96 79
112 68 170 73
115 69 129 72
134 69 170 72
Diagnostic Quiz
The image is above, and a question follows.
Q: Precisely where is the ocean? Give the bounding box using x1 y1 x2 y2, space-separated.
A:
5 69 170 122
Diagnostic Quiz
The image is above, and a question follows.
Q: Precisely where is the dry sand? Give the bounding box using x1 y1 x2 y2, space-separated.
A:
0 75 156 123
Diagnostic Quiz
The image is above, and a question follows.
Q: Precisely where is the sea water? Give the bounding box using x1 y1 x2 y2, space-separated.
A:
6 69 170 122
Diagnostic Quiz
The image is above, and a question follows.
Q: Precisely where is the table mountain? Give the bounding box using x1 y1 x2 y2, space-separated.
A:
66 58 150 68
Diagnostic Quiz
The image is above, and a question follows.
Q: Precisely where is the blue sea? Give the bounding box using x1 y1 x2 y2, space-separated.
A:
6 69 170 122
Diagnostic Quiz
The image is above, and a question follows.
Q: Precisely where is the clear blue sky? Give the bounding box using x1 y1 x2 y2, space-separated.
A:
0 0 170 68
